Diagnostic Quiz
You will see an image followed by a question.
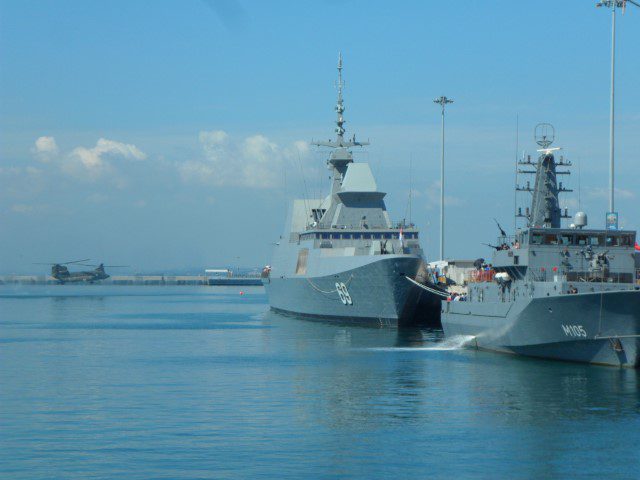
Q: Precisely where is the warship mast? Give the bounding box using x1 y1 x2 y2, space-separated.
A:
516 123 572 228
312 53 368 195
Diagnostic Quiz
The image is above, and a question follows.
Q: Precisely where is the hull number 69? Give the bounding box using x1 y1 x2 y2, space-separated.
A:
335 282 353 305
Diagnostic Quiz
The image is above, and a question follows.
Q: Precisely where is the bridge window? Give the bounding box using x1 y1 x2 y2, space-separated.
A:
342 233 352 239
322 233 330 240
384 233 392 239
544 234 558 245
363 233 371 239
608 234 632 247
373 233 382 239
531 233 543 245
312 208 326 223
589 235 604 246
353 233 362 239
559 234 573 245
576 234 603 246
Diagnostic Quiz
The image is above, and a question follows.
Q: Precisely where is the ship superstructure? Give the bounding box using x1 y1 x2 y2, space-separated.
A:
264 55 427 326
441 124 640 367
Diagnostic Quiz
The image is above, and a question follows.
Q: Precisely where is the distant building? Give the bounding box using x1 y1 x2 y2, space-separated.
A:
205 269 232 279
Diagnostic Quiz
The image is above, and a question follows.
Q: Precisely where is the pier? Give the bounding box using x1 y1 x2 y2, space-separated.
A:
0 274 263 286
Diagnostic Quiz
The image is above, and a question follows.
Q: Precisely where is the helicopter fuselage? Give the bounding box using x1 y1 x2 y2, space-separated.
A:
51 266 110 284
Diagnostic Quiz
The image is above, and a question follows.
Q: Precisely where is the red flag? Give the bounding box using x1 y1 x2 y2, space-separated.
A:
635 242 640 252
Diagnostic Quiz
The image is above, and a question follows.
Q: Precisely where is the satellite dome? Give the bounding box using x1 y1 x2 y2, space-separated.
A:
574 211 588 229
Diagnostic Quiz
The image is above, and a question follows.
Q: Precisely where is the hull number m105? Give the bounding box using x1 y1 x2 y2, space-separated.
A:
562 324 587 338
336 282 353 305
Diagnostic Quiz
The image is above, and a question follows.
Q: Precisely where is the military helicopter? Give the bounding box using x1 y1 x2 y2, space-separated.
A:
35 259 128 284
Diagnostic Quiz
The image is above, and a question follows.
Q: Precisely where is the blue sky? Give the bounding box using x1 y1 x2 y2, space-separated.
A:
1 0 639 274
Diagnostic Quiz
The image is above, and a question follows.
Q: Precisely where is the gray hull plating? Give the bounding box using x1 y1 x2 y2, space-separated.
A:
442 289 640 367
265 255 421 326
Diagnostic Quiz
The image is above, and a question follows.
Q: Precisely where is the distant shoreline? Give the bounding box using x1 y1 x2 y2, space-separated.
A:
0 274 263 286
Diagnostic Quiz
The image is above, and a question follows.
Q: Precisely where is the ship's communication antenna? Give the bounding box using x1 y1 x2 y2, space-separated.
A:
535 123 555 148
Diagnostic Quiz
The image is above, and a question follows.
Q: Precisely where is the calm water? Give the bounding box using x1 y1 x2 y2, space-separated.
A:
1 285 639 479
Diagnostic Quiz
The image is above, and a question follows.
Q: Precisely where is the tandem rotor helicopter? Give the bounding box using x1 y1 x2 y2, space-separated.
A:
35 259 128 284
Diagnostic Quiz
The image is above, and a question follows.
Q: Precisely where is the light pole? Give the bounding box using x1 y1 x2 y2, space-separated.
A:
596 0 638 218
434 96 453 261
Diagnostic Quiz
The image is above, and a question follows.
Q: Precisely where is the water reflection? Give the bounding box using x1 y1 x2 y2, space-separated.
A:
267 308 640 434
394 327 443 347
2 288 639 479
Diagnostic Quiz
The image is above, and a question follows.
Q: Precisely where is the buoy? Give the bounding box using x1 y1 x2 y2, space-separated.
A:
239 291 244 296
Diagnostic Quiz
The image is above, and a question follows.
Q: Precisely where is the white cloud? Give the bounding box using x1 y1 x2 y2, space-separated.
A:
32 136 59 162
0 167 22 176
64 138 146 180
420 181 465 210
11 204 34 213
562 198 580 210
87 193 109 203
179 130 309 188
585 187 635 200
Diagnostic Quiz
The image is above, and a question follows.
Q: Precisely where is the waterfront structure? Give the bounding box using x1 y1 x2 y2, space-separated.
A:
263 55 432 326
595 0 639 217
433 96 453 260
441 125 640 367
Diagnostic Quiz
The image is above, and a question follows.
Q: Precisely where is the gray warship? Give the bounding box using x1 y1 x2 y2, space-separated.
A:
441 124 640 367
263 56 428 326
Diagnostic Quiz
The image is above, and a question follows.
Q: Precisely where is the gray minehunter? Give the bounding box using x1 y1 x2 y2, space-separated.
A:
441 124 640 367
263 55 427 326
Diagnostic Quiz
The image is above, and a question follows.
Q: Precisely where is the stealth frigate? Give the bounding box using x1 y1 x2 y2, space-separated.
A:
441 124 640 367
263 55 429 326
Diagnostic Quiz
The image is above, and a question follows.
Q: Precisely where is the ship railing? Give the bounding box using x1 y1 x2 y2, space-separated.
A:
527 269 548 282
392 220 416 229
495 235 517 248
305 221 417 231
525 269 636 284
567 270 635 284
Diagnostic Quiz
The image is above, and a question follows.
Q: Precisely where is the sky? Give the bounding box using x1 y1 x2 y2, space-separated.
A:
1 0 639 274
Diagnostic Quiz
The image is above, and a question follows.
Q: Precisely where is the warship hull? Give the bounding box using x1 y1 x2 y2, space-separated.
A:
442 290 640 367
265 255 423 327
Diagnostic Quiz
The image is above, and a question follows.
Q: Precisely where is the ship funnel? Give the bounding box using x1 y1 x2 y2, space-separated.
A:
574 211 588 229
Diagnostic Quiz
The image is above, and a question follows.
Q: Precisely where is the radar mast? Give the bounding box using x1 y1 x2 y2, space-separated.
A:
312 53 368 194
516 123 572 228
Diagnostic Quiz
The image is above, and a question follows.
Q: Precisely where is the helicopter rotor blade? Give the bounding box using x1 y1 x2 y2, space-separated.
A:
65 259 91 265
77 264 130 268
60 259 91 265
34 258 90 266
